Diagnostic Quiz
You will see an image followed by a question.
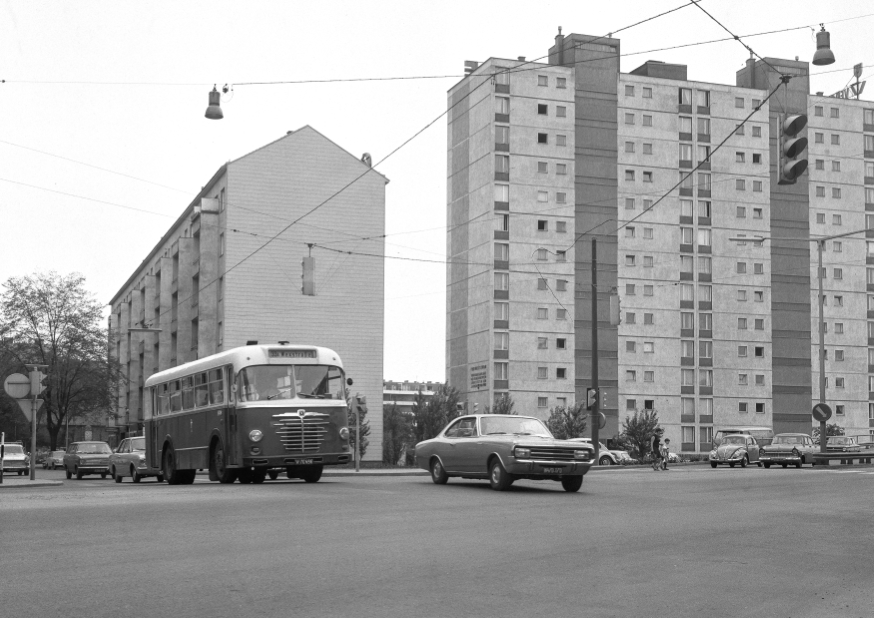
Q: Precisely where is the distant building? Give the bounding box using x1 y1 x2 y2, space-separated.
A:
383 379 443 413
447 30 874 452
109 127 388 459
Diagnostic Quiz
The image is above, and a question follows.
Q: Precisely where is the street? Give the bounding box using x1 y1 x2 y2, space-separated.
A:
2 465 873 618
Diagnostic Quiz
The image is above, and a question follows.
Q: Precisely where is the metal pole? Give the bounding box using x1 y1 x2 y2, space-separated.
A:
817 240 827 453
591 239 600 462
355 403 360 473
1 431 5 484
30 393 37 480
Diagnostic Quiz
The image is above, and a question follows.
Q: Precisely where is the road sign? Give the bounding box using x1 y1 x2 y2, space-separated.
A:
4 373 31 399
15 399 44 423
812 402 832 422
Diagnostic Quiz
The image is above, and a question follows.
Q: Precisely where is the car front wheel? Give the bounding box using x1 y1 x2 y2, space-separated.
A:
561 475 583 493
740 455 749 468
763 462 771 469
113 467 123 483
599 456 612 466
430 458 448 485
710 462 717 468
131 466 142 483
75 467 84 480
489 459 513 491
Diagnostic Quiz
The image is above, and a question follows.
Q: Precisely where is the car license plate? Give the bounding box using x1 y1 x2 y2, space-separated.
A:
292 459 313 465
543 467 563 474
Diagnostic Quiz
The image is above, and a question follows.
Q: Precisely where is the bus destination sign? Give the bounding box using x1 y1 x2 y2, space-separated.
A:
269 349 317 359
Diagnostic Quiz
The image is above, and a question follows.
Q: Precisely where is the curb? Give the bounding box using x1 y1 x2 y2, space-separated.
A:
323 470 430 477
0 480 64 489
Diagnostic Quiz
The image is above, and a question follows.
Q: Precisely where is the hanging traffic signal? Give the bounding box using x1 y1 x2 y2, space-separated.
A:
301 256 315 296
586 387 598 410
777 114 808 185
29 369 48 397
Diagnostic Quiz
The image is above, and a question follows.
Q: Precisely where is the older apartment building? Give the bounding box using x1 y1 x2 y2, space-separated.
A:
109 126 388 459
447 30 874 452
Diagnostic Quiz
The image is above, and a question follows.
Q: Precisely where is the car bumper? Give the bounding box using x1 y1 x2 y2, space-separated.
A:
709 456 745 465
2 463 29 472
761 454 801 463
505 459 592 476
75 465 110 473
240 453 352 467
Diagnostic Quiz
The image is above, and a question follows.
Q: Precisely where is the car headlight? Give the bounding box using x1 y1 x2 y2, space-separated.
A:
791 448 799 456
248 429 263 442
514 447 531 458
574 450 591 460
339 427 350 440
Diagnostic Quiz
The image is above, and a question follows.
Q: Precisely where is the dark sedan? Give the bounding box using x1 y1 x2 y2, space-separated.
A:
63 441 112 479
414 414 594 492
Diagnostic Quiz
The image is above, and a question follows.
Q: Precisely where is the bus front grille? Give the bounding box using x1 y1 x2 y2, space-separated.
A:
271 412 329 453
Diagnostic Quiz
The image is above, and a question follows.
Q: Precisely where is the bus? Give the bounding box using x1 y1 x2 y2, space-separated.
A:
143 344 353 484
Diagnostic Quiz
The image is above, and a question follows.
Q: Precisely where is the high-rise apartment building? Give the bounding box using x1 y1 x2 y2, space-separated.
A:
447 30 874 452
109 127 388 458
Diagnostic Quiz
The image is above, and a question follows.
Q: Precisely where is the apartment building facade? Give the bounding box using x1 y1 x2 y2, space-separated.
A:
447 30 874 451
109 126 388 459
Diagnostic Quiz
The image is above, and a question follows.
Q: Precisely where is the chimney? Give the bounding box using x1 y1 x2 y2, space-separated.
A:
554 26 565 65
746 51 756 89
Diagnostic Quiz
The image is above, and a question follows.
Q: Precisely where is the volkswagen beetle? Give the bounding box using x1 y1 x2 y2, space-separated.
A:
415 415 594 492
709 434 760 468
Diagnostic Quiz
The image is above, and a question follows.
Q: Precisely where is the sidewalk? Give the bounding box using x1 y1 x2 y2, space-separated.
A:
0 477 64 489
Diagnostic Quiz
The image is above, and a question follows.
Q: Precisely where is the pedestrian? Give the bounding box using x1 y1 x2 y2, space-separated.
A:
661 438 671 470
650 432 662 471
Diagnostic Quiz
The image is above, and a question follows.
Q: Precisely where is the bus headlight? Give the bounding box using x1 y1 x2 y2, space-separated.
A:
249 429 263 442
339 427 350 440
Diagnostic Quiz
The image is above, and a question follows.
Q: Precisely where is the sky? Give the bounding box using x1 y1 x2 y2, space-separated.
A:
1 0 872 383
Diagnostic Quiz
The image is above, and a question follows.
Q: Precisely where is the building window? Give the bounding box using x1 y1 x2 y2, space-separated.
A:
753 153 761 164
495 184 509 202
537 133 548 144
495 154 510 174
556 106 567 118
626 198 635 210
495 302 509 320
644 341 654 353
831 134 840 145
832 160 841 172
699 256 711 274
626 370 637 382
557 368 567 379
644 313 654 325
219 233 225 256
626 312 636 324
815 105 823 117
626 255 636 267
644 371 654 382
697 117 710 135
738 318 748 330
556 77 566 89
755 403 764 414
835 322 844 334
537 103 548 115
627 341 637 353
496 97 510 115
643 115 653 127
537 367 548 379
626 284 636 296
535 247 547 261
835 404 845 415
643 255 653 268
753 208 763 219
681 369 695 386
537 307 548 319
755 374 765 386
680 116 692 133
736 179 746 191
556 338 566 349
537 336 548 350
735 97 744 108
556 280 567 292
832 188 841 200
496 213 509 232
556 221 567 233
643 143 653 155
495 362 508 380
537 161 548 174
738 345 748 357
739 402 748 413
556 309 567 320
739 374 749 386
643 171 653 183
737 206 746 218
755 318 764 330
537 190 549 202
625 113 635 125
556 250 566 262
495 332 509 351
644 284 653 296
556 134 567 147
556 163 567 175
834 268 843 280
537 397 548 408
537 278 547 291
754 291 764 302
754 263 764 275
644 228 653 240
625 141 635 153
737 262 747 274
643 87 652 98
495 243 510 261
625 170 635 181
538 75 548 87
738 290 747 301
736 152 745 163
752 126 761 137
817 212 826 223
753 181 762 192
537 220 548 231
625 85 635 96
495 273 509 291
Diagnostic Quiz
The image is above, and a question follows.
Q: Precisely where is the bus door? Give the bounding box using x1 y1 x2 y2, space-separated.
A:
224 365 238 466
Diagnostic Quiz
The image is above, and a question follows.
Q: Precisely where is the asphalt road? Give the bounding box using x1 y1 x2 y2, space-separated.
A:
2 465 873 618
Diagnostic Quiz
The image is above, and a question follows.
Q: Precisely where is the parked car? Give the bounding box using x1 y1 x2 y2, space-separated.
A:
568 438 632 466
43 450 66 469
709 434 761 468
415 415 594 492
853 435 874 451
713 426 774 448
825 435 861 453
63 441 112 479
1 442 29 475
109 437 163 483
760 433 817 468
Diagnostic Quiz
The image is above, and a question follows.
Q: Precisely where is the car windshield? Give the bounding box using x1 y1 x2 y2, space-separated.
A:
773 435 804 444
130 438 146 451
77 444 111 454
238 365 345 401
480 416 552 437
4 445 24 454
721 436 746 445
828 437 850 444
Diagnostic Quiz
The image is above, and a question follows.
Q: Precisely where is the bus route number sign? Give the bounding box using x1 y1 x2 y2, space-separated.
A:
269 350 316 359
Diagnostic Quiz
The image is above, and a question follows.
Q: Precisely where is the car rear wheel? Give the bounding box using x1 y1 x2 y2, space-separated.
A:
795 460 802 469
710 462 717 468
599 456 612 466
131 466 142 483
489 459 513 491
763 462 771 469
430 458 448 485
729 463 735 468
781 463 787 468
100 472 107 479
561 475 584 493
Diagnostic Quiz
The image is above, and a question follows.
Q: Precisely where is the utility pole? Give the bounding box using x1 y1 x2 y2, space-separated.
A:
591 239 600 462
816 240 827 453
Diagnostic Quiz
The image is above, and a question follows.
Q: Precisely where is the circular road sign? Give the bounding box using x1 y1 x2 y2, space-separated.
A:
812 402 832 422
3 373 30 399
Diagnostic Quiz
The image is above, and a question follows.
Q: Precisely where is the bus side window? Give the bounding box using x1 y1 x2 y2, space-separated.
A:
195 373 209 407
169 381 182 412
181 376 194 410
159 384 170 415
209 369 224 404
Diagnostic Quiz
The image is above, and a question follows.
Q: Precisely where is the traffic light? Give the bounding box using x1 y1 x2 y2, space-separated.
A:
301 256 315 296
777 114 808 185
586 387 598 410
30 370 47 397
356 395 367 415
456 402 465 412
609 293 621 326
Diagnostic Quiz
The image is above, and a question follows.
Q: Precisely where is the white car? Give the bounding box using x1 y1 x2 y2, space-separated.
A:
569 439 632 466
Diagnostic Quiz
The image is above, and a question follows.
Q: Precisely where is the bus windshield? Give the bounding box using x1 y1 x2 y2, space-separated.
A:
238 365 345 401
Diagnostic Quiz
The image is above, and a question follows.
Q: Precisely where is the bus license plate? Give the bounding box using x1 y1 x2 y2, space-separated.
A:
543 467 563 474
292 459 313 465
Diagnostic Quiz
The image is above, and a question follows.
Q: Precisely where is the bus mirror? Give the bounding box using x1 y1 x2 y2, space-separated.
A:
346 378 353 386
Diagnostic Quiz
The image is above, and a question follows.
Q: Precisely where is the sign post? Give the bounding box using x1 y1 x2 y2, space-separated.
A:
812 402 832 453
1 432 5 485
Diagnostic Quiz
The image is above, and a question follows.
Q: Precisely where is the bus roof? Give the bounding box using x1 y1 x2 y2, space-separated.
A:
144 344 343 387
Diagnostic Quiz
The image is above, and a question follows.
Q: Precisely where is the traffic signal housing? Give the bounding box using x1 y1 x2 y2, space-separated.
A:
777 114 808 185
302 256 315 296
30 370 47 397
586 387 598 410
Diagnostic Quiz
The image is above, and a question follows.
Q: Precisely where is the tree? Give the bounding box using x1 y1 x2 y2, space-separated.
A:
345 390 371 459
382 403 411 465
545 403 588 440
0 272 120 451
811 422 844 444
412 384 460 443
484 393 516 415
621 410 662 460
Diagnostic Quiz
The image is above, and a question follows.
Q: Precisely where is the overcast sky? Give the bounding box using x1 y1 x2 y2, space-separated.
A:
1 0 871 382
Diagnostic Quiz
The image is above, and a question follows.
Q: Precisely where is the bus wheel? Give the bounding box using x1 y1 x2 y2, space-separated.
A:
268 470 279 481
210 439 237 484
301 465 323 483
250 468 267 484
238 469 253 484
163 446 185 485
